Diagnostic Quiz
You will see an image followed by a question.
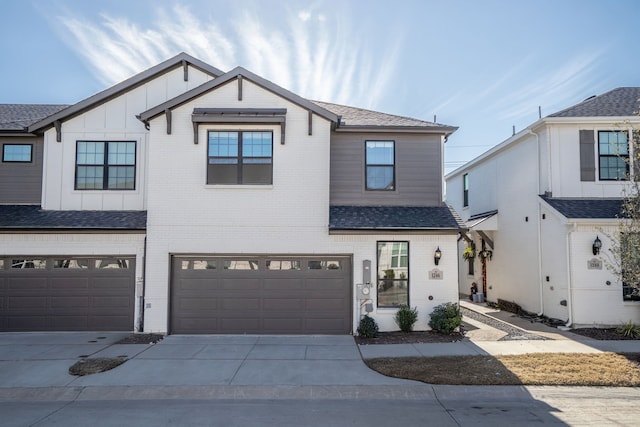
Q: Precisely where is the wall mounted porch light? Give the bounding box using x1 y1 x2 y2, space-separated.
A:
434 247 442 265
592 236 602 256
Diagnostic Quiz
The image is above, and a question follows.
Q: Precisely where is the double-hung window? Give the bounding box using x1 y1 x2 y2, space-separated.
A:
598 131 629 181
207 131 273 185
365 141 395 190
3 144 32 162
463 173 469 207
75 141 136 190
376 241 409 307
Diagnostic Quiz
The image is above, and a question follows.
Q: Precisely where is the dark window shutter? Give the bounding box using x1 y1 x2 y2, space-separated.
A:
579 130 596 181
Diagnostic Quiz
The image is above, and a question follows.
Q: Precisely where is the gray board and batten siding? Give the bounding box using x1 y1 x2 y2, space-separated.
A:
0 136 43 204
330 133 443 206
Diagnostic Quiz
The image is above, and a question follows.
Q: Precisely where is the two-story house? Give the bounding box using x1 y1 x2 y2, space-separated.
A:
0 53 461 334
446 87 640 327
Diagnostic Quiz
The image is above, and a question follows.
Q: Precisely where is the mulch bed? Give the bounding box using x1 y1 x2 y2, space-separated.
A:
355 330 465 345
570 328 638 340
69 358 126 376
115 333 165 344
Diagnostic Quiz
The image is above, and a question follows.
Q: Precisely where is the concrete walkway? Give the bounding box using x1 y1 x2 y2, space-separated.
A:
1 301 638 392
359 300 640 359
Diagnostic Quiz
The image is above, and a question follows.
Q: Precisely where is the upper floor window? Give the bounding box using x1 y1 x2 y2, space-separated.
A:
598 131 629 181
75 141 136 190
3 144 32 162
365 141 395 190
207 131 272 185
463 173 469 207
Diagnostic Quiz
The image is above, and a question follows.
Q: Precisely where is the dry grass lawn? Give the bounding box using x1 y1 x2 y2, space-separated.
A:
365 353 640 386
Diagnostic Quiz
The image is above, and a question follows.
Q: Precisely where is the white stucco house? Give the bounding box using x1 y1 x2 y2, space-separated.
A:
0 53 463 334
446 87 640 327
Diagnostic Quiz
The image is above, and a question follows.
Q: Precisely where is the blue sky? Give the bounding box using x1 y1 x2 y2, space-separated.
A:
2 0 639 172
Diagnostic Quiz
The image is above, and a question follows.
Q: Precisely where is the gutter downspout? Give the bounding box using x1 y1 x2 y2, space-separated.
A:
565 222 576 327
530 129 544 316
137 236 147 332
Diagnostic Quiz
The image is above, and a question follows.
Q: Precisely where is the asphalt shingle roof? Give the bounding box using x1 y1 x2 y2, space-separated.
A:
0 205 146 230
312 101 451 129
548 87 640 118
540 196 626 219
329 205 464 230
0 104 69 131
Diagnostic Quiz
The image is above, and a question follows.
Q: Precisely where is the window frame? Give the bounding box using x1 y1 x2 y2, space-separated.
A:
2 144 33 163
463 173 469 207
74 141 137 191
598 130 629 181
365 140 396 191
376 240 409 308
207 130 273 185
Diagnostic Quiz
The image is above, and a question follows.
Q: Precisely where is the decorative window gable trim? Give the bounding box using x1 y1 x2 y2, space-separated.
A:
191 108 287 145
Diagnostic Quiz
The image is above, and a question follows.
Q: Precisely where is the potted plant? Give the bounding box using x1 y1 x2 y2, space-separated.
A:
462 244 476 261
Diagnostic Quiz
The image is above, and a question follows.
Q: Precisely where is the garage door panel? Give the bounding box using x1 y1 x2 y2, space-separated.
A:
7 296 48 309
8 316 48 330
50 278 89 289
88 316 130 331
51 296 89 308
177 297 218 311
171 255 351 334
176 278 218 291
91 277 132 289
263 278 304 290
8 278 48 289
220 317 260 332
221 297 260 310
91 296 131 308
221 278 261 290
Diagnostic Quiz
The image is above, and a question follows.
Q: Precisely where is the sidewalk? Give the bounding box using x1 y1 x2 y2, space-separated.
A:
358 300 640 359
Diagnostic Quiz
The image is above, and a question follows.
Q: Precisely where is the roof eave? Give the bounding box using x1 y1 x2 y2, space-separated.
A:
335 125 458 135
28 53 224 133
138 66 340 124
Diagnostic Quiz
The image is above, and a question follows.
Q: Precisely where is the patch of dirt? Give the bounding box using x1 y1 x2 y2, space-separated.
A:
115 333 165 344
365 352 640 386
69 357 126 376
355 330 465 345
570 328 639 340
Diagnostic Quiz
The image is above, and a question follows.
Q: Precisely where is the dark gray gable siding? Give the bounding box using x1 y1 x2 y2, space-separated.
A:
579 130 596 182
540 196 625 219
329 205 463 230
0 136 43 203
330 132 443 206
0 205 146 230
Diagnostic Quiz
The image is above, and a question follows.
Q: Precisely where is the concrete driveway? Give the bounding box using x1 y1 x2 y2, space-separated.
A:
0 333 413 388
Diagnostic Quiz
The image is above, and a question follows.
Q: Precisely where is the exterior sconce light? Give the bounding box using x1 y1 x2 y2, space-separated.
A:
592 236 602 256
434 247 442 265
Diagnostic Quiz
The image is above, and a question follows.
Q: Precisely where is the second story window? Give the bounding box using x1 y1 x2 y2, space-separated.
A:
207 131 273 185
598 131 629 181
3 144 32 162
365 141 395 190
75 141 136 190
463 173 469 207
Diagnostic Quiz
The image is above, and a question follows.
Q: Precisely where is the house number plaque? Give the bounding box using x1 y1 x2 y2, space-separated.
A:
429 268 444 280
587 258 603 270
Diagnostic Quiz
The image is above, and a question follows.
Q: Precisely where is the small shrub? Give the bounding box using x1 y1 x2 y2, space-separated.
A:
394 305 419 332
617 320 640 338
428 302 462 334
357 315 379 338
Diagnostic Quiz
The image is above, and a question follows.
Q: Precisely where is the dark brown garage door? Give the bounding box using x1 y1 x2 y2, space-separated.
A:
0 256 135 332
171 255 352 334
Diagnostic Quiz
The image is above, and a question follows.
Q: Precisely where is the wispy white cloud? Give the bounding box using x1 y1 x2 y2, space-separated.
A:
57 4 398 109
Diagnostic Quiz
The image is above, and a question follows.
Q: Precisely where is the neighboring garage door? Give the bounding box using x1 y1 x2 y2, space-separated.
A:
171 255 352 334
0 256 135 332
